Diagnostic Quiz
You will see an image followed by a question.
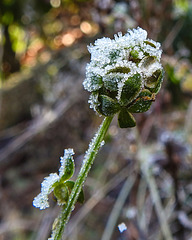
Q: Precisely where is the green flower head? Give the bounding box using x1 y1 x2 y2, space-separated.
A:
83 27 163 128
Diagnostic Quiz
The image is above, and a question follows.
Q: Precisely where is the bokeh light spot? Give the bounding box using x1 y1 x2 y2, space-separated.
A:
50 0 61 8
61 33 75 46
80 21 92 35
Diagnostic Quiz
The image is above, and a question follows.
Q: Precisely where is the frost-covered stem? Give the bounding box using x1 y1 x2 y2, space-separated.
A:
142 163 173 240
54 116 113 240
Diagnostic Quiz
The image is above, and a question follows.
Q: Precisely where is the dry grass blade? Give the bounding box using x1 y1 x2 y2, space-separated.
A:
101 174 136 240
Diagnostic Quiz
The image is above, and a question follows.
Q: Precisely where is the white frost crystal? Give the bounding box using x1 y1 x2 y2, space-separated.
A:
33 148 75 210
118 222 127 233
83 27 163 128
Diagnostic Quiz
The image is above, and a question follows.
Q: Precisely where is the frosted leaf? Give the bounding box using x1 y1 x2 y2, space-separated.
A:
88 93 99 112
59 148 74 178
142 62 163 78
83 71 103 91
33 148 75 210
33 193 49 210
103 74 119 91
33 173 59 210
41 173 60 194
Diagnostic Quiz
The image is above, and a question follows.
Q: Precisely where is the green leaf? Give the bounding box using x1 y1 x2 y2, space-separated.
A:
108 49 120 61
141 56 155 68
65 181 84 204
128 89 153 113
130 49 139 59
129 50 140 63
118 109 136 128
120 73 142 106
107 67 130 74
86 73 103 91
97 95 120 116
60 152 75 182
54 183 69 205
103 74 120 91
144 40 156 48
145 69 164 93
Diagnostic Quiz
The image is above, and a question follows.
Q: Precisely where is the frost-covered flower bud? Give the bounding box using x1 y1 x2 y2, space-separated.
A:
83 27 163 128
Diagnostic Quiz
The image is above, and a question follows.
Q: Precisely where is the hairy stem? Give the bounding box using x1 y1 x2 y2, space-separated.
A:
54 116 113 240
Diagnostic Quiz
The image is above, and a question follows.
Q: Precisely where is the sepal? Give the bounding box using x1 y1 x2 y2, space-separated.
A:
97 95 120 116
128 89 154 113
145 69 163 93
118 108 136 128
53 183 69 205
120 73 142 106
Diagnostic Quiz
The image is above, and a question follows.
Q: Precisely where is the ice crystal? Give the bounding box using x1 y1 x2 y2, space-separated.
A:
33 148 75 210
118 222 127 233
83 27 163 128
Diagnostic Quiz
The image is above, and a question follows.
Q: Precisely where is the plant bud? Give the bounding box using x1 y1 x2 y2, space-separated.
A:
83 27 163 128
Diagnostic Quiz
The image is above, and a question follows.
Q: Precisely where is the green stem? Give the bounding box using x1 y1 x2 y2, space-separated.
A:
54 116 113 240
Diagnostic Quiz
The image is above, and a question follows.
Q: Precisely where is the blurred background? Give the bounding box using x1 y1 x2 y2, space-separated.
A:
0 0 192 239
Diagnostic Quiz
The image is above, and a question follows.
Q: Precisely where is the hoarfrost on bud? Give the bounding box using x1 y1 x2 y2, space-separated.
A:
83 27 164 128
33 148 75 210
